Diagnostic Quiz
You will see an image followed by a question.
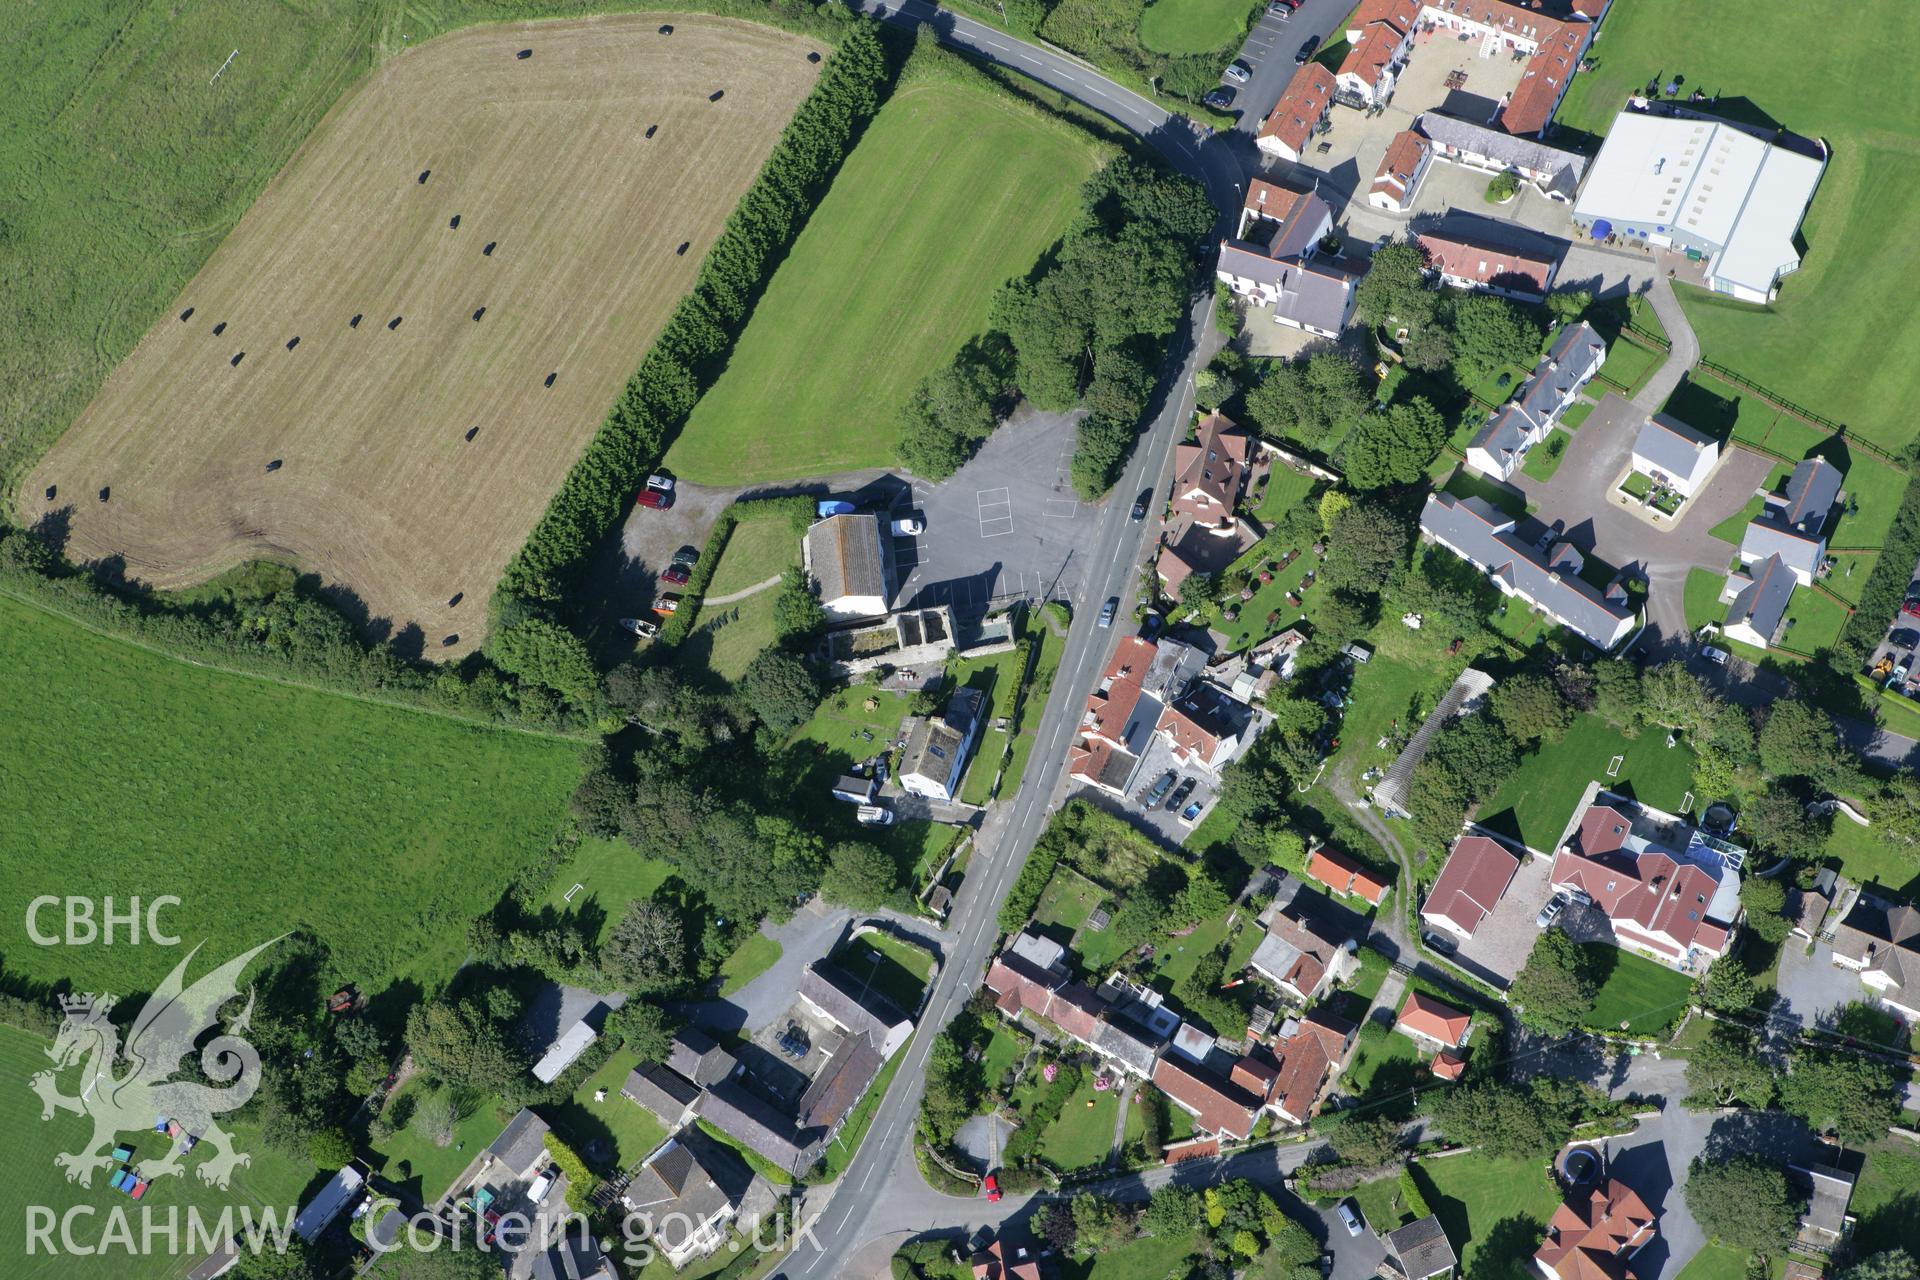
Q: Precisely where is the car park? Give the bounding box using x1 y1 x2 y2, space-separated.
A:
1202 86 1236 109
1536 892 1568 929
637 473 675 509
1223 61 1251 84
1142 770 1177 807
1337 1202 1364 1237
1166 777 1197 811
1099 597 1119 628
617 617 659 639
1294 34 1320 63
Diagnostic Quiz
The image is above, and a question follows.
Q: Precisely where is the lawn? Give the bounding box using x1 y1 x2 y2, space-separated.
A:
1343 1021 1425 1098
718 933 785 997
1062 1230 1196 1280
1346 945 1392 1005
0 593 581 996
1778 586 1851 656
1662 371 1781 449
1707 461 1793 545
981 1022 1031 1088
1594 341 1661 397
1038 1079 1120 1171
1036 866 1108 935
1349 1170 1422 1233
542 838 675 945
1212 542 1328 651
960 725 1012 805
1683 568 1728 632
1521 429 1571 482
1558 401 1595 431
1674 1246 1753 1280
1411 1154 1561 1279
0 1025 325 1280
1469 361 1537 408
706 515 802 596
1850 1140 1920 1259
1581 945 1695 1033
664 78 1106 484
1555 0 1920 454
829 931 936 1014
1254 464 1321 527
1327 647 1460 785
1138 0 1253 54
1156 914 1232 988
1478 712 1696 852
1821 813 1920 899
371 1082 512 1206
1830 456 1913 550
551 1046 669 1173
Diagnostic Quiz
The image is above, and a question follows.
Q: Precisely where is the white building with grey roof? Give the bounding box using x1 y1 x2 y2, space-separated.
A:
804 512 890 620
1415 111 1587 201
1572 110 1827 303
1464 321 1607 481
1630 413 1719 498
1720 553 1796 649
1418 493 1636 649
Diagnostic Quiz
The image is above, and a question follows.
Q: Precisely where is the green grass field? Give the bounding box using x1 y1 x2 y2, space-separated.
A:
1555 0 1920 454
1582 945 1694 1033
542 838 675 945
678 518 801 680
370 1081 511 1206
1662 372 1779 449
553 1046 669 1172
0 593 580 996
1411 1154 1561 1279
1038 1079 1119 1171
664 78 1105 484
1343 1021 1425 1097
1594 342 1661 398
1521 429 1571 482
717 934 784 997
1674 1246 1753 1280
1062 1230 1195 1280
1035 867 1107 935
1255 466 1320 527
1778 586 1851 656
1479 712 1696 851
832 931 935 1013
1138 0 1254 54
1684 568 1728 631
1850 1140 1920 1259
1831 457 1912 548
705 516 800 596
1156 914 1231 987
0 1025 327 1280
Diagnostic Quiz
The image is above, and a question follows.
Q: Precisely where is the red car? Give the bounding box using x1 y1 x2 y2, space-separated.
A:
984 1173 1002 1202
637 473 676 510
1902 600 1920 620
661 564 690 585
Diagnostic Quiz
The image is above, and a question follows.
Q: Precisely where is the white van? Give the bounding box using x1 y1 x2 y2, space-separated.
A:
528 1168 557 1204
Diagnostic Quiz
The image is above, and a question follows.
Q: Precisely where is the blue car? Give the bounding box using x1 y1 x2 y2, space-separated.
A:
816 500 856 517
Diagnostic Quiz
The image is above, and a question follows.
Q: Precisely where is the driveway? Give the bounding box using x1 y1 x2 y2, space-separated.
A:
1499 392 1776 654
899 405 1107 621
1773 940 1865 1033
1447 851 1554 989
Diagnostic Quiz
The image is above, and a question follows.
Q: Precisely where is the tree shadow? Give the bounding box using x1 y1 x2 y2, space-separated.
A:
1466 1213 1554 1280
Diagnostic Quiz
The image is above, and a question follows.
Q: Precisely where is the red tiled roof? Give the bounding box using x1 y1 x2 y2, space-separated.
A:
1347 0 1420 36
1258 63 1336 155
1398 991 1471 1047
1339 21 1404 88
972 1237 1043 1280
1152 1055 1261 1140
1156 701 1221 767
1082 636 1156 745
1431 1048 1467 1081
985 954 1103 1047
1535 1180 1655 1280
1163 1137 1220 1164
1501 21 1592 136
1371 130 1431 204
1422 835 1520 937
1306 847 1391 905
1552 804 1735 959
1417 232 1558 293
1244 179 1311 227
1271 1006 1354 1123
1230 1051 1281 1096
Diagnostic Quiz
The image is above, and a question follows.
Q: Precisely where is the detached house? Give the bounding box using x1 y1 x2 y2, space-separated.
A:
1722 456 1843 650
1829 893 1920 1019
1170 411 1253 532
898 685 986 802
1551 794 1743 970
619 1131 764 1270
1630 413 1719 499
1217 181 1358 339
1417 231 1561 303
1256 63 1336 162
1419 493 1636 649
1535 1179 1657 1280
1249 885 1360 1004
1305 846 1390 906
1421 834 1519 940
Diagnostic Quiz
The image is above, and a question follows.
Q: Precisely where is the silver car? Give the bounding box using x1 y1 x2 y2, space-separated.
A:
1537 892 1568 929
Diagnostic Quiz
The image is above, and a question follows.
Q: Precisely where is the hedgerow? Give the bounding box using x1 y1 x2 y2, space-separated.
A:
658 495 814 645
1833 465 1920 672
501 21 892 604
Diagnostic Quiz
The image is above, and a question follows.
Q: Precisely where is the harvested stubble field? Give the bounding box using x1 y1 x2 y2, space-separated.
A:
23 16 820 656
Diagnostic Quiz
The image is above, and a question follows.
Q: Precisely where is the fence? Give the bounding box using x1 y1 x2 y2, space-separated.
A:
1694 356 1908 466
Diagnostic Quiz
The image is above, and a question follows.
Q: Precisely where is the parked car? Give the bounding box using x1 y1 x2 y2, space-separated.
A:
855 805 895 827
1536 891 1569 930
817 499 856 517
1337 1202 1365 1237
778 1023 809 1059
1180 798 1204 823
1294 34 1320 63
637 474 675 509
1166 777 1197 811
617 617 659 639
1140 612 1164 640
984 1174 1002 1203
528 1168 557 1204
672 544 700 568
1143 771 1178 807
653 593 682 617
660 564 690 585
1202 86 1236 109
1701 645 1730 666
891 516 924 536
1131 489 1152 521
1901 600 1920 621
1223 60 1252 84
1099 597 1119 628
1892 628 1919 649
1269 1 1292 17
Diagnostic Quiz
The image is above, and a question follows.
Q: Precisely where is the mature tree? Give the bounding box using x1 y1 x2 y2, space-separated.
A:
607 999 676 1064
404 998 525 1096
1590 660 1648 732
1141 1184 1203 1237
1086 345 1154 422
1683 1022 1774 1106
1685 1155 1801 1250
819 840 899 910
413 1091 458 1147
1264 1211 1325 1280
1759 701 1837 781
1640 661 1719 734
1429 1079 1580 1159
1840 1253 1920 1280
602 900 687 994
1072 1193 1133 1252
1321 505 1413 594
1449 294 1539 382
1739 874 1792 944
1245 353 1373 448
1403 325 1455 373
1355 241 1437 330
1544 289 1593 328
1868 772 1920 852
308 1125 355 1168
1742 789 1829 864
1318 489 1352 534
772 566 828 645
1083 153 1216 238
1179 571 1219 613
1778 1046 1900 1147
1695 956 1758 1013
1037 1201 1080 1253
740 647 821 736
1327 1112 1405 1167
1509 930 1596 1035
1489 672 1575 744
896 339 1009 477
488 618 598 710
1343 397 1450 490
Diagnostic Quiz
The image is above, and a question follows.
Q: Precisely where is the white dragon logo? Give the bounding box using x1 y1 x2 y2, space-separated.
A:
29 937 280 1189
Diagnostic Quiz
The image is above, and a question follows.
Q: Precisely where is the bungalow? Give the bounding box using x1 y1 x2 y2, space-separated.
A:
1463 320 1606 480
1421 834 1519 939
1217 182 1358 338
1416 231 1560 302
620 1131 761 1269
1418 493 1636 649
898 685 986 802
1382 1216 1458 1280
1306 846 1390 906
1630 414 1719 499
1256 63 1337 161
803 512 890 620
1414 111 1587 202
1551 794 1743 969
1337 0 1418 109
1369 130 1434 212
1395 991 1471 1051
1829 893 1920 1019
